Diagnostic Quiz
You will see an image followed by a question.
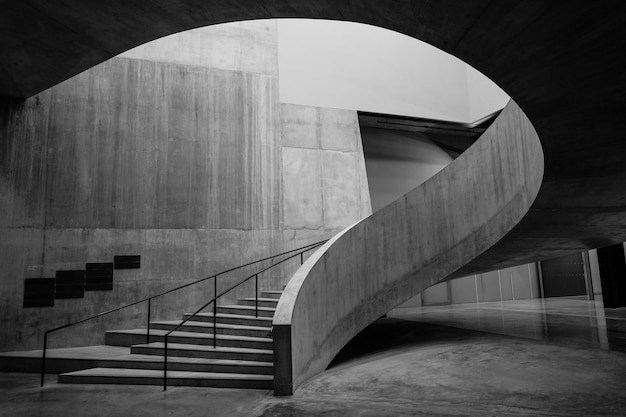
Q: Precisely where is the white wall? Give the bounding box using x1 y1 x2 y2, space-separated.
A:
121 19 508 123
466 65 511 121
277 19 509 123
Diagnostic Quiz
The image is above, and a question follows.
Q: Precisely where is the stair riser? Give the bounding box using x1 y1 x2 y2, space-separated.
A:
237 299 278 308
106 333 272 350
58 375 273 389
185 314 272 327
216 306 274 317
130 346 273 362
85 360 273 375
0 356 270 375
150 323 270 338
260 291 282 300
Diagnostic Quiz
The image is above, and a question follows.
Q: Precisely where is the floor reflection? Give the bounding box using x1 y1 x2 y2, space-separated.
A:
389 298 626 354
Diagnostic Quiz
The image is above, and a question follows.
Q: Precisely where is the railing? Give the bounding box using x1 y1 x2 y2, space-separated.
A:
161 242 324 390
40 240 326 387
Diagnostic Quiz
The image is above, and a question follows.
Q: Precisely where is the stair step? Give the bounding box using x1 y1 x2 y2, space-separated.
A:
216 304 275 317
131 342 273 362
261 291 283 300
106 329 272 350
97 356 273 374
58 368 273 389
150 320 271 338
185 312 274 327
237 297 279 308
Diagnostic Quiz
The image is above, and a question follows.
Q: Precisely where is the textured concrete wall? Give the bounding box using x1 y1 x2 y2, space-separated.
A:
0 23 371 352
120 22 279 76
273 100 544 395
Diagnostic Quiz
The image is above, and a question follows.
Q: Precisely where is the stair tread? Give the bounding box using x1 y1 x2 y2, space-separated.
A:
238 297 279 302
192 312 273 321
133 342 273 354
218 304 276 311
96 354 273 367
107 328 271 342
61 367 273 380
152 320 271 331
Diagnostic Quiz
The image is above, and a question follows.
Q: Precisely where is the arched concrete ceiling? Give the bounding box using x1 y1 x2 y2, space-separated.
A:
2 1 626 274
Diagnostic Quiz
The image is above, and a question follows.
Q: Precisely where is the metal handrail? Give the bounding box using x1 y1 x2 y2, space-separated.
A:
162 241 325 390
39 240 326 387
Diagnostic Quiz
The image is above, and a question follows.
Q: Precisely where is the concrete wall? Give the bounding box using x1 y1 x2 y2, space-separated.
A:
0 22 371 352
281 103 371 251
273 100 544 395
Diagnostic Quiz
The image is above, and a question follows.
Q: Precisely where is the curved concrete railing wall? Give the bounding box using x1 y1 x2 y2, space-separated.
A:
273 100 544 395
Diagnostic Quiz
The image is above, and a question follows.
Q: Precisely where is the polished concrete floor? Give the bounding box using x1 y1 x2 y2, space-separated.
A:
2 298 626 417
390 298 626 353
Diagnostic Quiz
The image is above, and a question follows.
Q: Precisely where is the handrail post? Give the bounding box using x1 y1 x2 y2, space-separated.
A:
146 298 151 344
300 251 304 265
213 275 217 349
40 332 48 387
163 334 168 391
255 273 258 318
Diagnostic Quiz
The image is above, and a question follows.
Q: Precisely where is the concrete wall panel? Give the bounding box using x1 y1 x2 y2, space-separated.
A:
280 104 319 149
120 21 278 76
319 108 358 152
499 269 514 301
321 151 361 230
281 103 372 234
282 148 323 230
450 276 478 305
511 264 533 299
422 283 448 305
478 271 501 302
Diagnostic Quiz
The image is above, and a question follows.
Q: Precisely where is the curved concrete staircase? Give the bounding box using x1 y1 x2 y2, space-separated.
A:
2 291 285 389
272 100 544 395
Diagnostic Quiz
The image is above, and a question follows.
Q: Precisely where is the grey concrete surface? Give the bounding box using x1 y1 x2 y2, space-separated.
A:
274 100 543 394
281 103 371 233
119 22 279 76
259 322 626 417
0 373 270 417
